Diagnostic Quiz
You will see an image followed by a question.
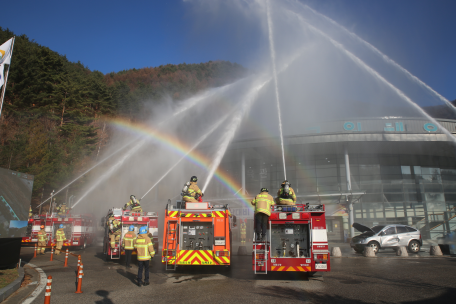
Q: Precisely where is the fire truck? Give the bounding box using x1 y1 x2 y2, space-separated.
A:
102 208 159 260
162 201 236 270
253 203 330 275
22 212 96 249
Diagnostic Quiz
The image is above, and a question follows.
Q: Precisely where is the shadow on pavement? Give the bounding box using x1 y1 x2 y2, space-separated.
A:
116 268 137 284
95 290 114 304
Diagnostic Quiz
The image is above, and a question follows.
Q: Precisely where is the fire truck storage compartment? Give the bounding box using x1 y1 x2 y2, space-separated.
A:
181 222 213 250
271 223 309 258
53 223 72 240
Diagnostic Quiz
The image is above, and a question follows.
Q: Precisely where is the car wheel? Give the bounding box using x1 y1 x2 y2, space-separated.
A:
408 240 420 253
367 241 380 253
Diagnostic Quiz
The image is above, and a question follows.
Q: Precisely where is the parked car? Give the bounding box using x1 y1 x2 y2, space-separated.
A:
350 223 422 254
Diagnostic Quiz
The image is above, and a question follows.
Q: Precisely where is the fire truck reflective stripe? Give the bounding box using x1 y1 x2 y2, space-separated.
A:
222 256 230 263
296 266 305 271
199 250 212 262
286 266 296 271
227 210 231 217
168 211 178 217
178 250 215 265
278 266 286 271
179 250 193 261
214 211 225 217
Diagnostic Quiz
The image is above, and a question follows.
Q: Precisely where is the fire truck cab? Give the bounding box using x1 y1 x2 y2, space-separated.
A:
162 201 236 270
22 213 96 249
253 203 330 275
103 208 159 260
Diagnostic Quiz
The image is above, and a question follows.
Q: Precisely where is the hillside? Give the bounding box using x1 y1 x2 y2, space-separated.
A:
0 27 247 207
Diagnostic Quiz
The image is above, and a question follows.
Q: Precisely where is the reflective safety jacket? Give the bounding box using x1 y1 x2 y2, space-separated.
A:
183 182 202 200
134 234 155 261
57 204 67 214
251 192 275 216
240 223 246 236
38 229 47 242
55 229 66 241
123 231 137 250
276 187 297 205
123 199 142 212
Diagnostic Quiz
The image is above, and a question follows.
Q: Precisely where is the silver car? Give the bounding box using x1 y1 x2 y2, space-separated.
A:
350 223 422 254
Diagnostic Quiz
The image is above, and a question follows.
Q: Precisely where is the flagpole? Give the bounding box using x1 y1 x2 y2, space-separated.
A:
0 37 15 119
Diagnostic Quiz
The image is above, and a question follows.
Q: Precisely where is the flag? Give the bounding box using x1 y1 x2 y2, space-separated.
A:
0 38 13 65
0 64 4 89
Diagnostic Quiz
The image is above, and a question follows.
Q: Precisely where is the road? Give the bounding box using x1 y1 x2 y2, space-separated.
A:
8 246 456 304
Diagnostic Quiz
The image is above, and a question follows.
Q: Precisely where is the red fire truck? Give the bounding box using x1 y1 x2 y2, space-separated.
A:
22 213 96 249
102 207 159 260
253 203 330 275
162 201 236 270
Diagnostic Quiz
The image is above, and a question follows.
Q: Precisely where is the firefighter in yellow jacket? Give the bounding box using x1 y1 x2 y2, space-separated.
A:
123 195 142 213
276 180 297 205
37 225 48 254
55 224 66 254
123 225 137 268
56 203 67 217
29 206 33 219
182 176 203 202
107 216 122 250
240 220 247 245
251 188 275 241
134 226 155 287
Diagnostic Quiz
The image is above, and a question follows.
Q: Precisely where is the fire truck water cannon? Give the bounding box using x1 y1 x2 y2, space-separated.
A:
162 201 236 270
253 203 330 275
103 207 159 260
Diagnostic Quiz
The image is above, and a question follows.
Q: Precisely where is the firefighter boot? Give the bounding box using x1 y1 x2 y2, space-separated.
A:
137 279 142 287
144 281 150 286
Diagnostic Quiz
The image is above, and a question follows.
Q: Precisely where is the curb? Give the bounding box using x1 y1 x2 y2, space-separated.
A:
0 266 24 303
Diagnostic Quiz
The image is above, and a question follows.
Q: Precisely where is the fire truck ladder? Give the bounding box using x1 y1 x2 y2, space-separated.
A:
165 219 178 271
253 232 269 274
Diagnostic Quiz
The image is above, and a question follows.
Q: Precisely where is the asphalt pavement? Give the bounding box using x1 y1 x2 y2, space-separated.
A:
10 245 456 304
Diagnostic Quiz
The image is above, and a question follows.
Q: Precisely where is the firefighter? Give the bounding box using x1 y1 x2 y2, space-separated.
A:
123 225 137 268
134 226 155 287
123 195 142 213
55 224 66 255
276 180 297 205
182 176 203 202
240 220 246 245
37 225 48 254
251 188 275 241
108 215 122 250
29 206 33 219
56 203 67 217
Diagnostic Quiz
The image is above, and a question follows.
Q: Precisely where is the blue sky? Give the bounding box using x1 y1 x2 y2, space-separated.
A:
1 0 455 100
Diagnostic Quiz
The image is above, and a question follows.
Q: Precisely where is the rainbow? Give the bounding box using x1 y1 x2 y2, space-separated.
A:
108 118 254 209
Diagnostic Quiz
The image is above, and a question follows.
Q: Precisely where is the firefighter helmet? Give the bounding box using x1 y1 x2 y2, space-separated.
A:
130 195 136 200
129 225 135 231
59 224 64 229
260 187 269 193
40 225 45 229
281 180 290 187
190 176 197 182
139 226 148 234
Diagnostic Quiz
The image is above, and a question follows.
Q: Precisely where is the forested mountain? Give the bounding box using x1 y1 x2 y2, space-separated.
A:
0 28 247 206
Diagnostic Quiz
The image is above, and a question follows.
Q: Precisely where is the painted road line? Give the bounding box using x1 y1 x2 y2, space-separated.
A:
22 263 47 304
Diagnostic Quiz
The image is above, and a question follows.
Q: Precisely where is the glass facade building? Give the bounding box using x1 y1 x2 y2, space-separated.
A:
203 118 456 242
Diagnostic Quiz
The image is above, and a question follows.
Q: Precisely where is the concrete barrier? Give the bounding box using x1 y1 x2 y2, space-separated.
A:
430 245 443 256
331 247 342 257
396 246 408 257
0 266 24 302
363 246 376 257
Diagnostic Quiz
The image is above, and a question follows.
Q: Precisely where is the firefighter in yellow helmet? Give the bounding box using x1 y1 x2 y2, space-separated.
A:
276 180 296 205
122 225 137 268
37 225 48 254
55 224 66 254
251 188 275 241
182 176 203 203
240 220 247 245
107 215 122 250
134 226 155 287
123 195 142 213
